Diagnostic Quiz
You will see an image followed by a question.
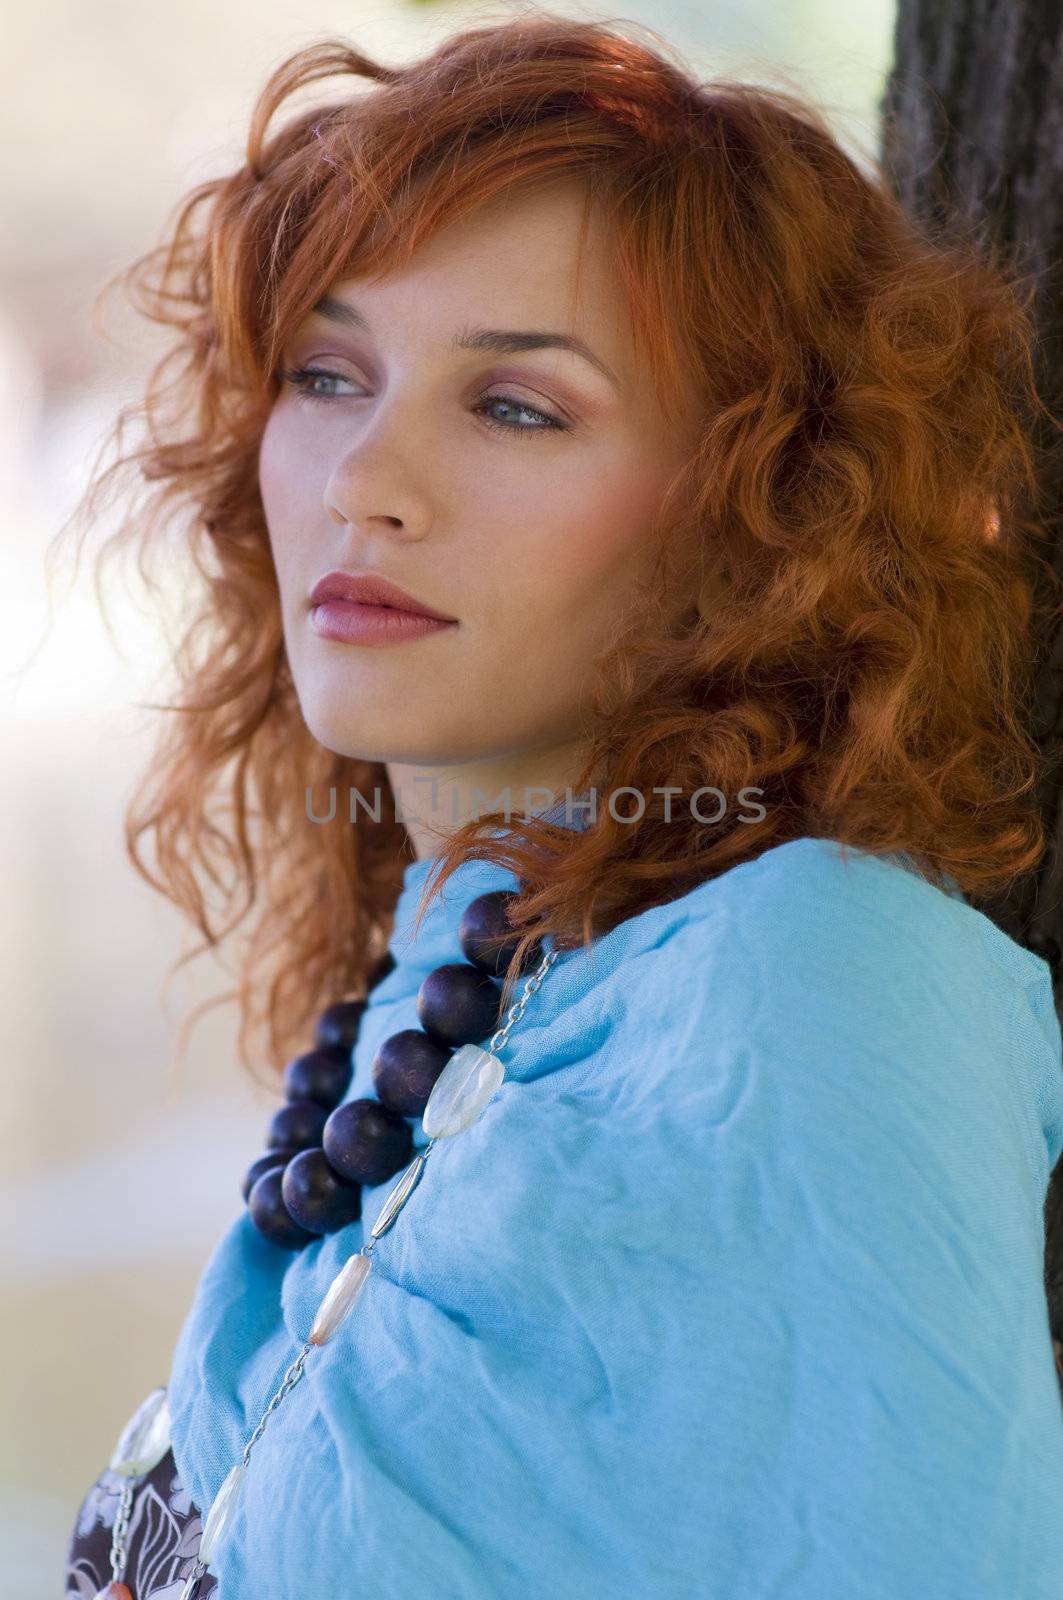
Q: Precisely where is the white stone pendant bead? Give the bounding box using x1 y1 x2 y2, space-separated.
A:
422 1043 506 1139
199 1462 247 1566
370 1151 427 1240
108 1386 172 1478
309 1251 373 1346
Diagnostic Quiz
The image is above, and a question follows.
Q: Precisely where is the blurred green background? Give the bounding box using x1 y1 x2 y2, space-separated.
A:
0 0 892 1588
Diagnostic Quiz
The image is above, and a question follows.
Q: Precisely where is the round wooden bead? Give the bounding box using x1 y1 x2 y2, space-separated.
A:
368 949 397 989
283 1047 353 1110
416 962 502 1047
313 1000 367 1054
267 1098 329 1151
241 1147 300 1203
281 1148 363 1233
323 1096 414 1186
371 1028 453 1117
247 1166 317 1249
458 890 543 977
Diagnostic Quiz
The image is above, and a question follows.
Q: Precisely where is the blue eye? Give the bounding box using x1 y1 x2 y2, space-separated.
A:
279 365 568 439
473 394 567 438
280 365 359 402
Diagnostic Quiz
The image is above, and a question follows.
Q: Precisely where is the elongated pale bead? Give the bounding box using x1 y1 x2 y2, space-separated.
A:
109 1386 172 1477
309 1251 373 1346
200 1462 246 1565
421 1043 505 1138
370 1151 427 1240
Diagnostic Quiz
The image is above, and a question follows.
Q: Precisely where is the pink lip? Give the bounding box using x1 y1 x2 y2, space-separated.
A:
309 569 457 621
309 599 457 646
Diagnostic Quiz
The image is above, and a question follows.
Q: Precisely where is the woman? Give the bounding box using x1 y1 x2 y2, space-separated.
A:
63 11 1063 1599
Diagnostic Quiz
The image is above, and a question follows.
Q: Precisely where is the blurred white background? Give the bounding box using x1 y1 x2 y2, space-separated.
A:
0 0 892 1587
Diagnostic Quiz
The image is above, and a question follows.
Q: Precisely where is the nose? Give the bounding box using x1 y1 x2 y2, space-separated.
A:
322 399 435 541
325 501 402 530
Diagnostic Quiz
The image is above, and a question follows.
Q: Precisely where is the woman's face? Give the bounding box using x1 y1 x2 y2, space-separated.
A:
259 178 699 783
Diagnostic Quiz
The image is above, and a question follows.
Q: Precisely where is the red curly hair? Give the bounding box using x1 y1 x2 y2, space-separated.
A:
53 11 1060 1086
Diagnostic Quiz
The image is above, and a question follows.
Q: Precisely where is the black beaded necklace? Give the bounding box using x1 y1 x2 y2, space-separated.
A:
241 886 543 1249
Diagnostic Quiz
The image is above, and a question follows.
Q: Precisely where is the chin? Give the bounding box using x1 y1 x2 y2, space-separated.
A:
294 704 453 766
300 709 395 763
291 673 498 764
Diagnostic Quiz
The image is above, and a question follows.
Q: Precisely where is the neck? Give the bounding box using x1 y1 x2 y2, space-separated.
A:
386 740 592 862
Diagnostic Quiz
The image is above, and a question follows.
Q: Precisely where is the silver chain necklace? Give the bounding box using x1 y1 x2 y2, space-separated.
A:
157 941 563 1598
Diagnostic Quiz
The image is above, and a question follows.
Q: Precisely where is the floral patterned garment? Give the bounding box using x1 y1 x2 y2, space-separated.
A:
64 1442 218 1599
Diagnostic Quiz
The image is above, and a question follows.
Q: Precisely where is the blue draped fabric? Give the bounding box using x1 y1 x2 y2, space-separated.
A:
167 824 1063 1597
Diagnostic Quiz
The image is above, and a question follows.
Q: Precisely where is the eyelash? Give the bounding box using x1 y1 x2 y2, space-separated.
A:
278 364 569 439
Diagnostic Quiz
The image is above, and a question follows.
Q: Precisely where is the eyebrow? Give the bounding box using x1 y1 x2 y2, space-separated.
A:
309 294 621 390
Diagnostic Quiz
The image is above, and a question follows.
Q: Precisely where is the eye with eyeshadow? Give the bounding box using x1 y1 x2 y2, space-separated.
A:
278 364 570 439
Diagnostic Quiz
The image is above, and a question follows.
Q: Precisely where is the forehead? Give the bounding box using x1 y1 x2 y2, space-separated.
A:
322 179 634 365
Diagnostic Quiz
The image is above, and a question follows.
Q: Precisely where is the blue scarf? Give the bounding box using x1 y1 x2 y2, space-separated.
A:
167 825 1063 1596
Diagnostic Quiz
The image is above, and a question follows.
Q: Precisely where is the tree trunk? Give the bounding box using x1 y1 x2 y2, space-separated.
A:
880 0 1063 1383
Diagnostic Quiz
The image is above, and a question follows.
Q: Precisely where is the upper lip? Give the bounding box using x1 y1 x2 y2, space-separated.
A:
309 570 458 622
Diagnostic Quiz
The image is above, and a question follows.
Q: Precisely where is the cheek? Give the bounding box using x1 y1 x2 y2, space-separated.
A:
502 454 668 639
257 409 288 515
258 408 325 526
258 412 315 590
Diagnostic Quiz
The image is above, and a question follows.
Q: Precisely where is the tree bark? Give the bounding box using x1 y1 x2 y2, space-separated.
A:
880 0 1063 1381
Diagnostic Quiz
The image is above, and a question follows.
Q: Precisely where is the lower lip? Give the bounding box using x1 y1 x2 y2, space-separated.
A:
309 599 458 645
